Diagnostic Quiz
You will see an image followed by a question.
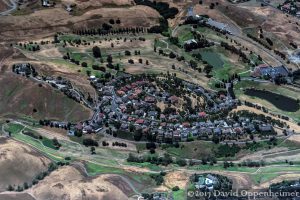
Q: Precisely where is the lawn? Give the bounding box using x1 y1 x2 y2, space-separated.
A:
164 140 216 160
85 161 125 176
200 51 224 68
251 173 279 185
259 165 300 173
188 165 258 173
173 189 185 200
125 161 162 171
42 138 58 150
176 25 194 45
4 123 24 134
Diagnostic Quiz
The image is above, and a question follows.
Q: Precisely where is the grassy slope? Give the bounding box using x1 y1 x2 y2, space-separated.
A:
0 72 92 122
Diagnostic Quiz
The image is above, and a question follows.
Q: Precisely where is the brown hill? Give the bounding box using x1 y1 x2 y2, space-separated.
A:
0 65 92 122
0 138 51 192
27 165 130 200
0 5 161 41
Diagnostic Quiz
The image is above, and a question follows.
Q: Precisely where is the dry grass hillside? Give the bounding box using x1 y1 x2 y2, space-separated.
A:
0 65 92 122
27 166 131 200
0 138 51 192
0 193 36 200
0 5 160 41
63 0 134 9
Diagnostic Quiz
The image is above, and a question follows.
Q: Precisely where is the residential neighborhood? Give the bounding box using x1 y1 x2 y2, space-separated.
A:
14 66 288 144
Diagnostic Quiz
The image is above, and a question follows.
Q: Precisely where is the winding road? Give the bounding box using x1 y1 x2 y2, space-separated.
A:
0 0 17 15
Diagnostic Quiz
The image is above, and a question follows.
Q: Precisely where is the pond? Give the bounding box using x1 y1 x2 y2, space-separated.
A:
200 51 224 68
244 89 300 112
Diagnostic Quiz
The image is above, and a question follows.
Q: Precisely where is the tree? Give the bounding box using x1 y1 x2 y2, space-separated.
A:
203 65 213 76
212 135 220 144
125 50 131 56
109 19 115 24
90 146 96 154
81 62 88 68
23 182 29 190
92 46 101 58
190 60 198 69
223 161 230 169
176 158 187 166
107 55 113 63
52 138 61 149
16 185 23 192
169 51 176 59
172 186 180 191
7 185 14 191
83 138 99 147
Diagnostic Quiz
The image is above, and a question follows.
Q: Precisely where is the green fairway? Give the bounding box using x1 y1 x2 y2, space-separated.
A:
4 123 24 134
42 137 58 150
173 189 185 200
200 51 224 68
251 173 279 184
85 161 125 176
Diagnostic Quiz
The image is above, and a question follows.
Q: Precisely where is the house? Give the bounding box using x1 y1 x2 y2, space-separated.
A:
183 39 198 51
68 129 75 136
206 174 218 190
148 111 158 119
135 119 145 125
252 64 290 80
191 129 199 137
272 65 290 78
160 114 166 121
173 130 181 142
259 124 275 134
213 128 222 135
182 122 190 128
156 130 164 142
251 64 271 77
75 123 83 131
195 176 206 189
42 0 52 7
116 90 125 96
144 96 156 103
199 112 206 118
120 123 128 130
164 131 173 142
66 5 73 12
168 95 179 104
83 125 93 134
181 131 188 141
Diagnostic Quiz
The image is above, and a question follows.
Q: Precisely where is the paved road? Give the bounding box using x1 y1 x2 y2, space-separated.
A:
0 0 17 15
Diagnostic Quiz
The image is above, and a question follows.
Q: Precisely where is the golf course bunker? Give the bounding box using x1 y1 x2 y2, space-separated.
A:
200 51 224 68
245 89 300 112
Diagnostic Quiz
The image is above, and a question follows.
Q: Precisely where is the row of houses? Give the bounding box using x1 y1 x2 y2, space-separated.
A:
278 1 300 17
69 76 278 143
12 63 92 108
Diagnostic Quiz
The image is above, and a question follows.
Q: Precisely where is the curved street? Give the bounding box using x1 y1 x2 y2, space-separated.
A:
0 0 17 15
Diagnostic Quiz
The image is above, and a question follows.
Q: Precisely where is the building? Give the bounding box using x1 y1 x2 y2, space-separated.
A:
251 64 290 80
